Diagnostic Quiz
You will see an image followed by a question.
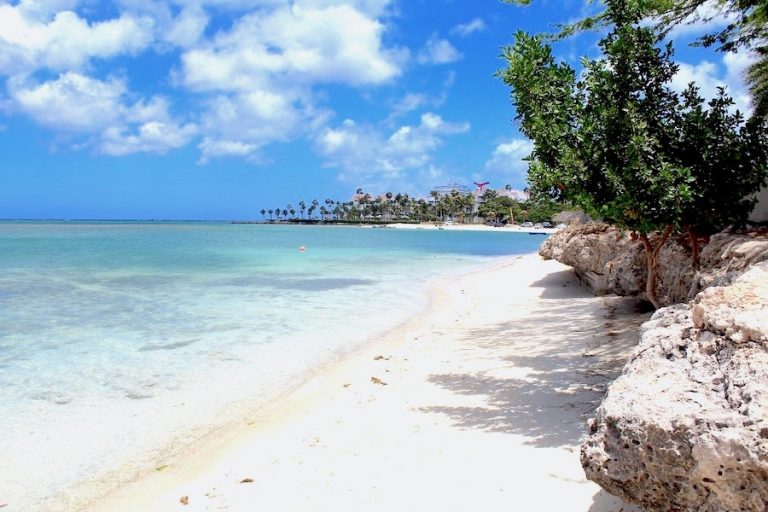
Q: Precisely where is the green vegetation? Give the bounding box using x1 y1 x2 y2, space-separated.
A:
506 0 768 119
261 189 571 226
500 0 768 307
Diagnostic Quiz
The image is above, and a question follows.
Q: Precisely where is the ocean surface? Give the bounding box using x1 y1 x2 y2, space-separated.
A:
0 222 544 510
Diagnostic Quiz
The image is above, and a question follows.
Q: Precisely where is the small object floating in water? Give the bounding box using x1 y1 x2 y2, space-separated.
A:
299 246 306 252
180 496 189 506
240 478 254 484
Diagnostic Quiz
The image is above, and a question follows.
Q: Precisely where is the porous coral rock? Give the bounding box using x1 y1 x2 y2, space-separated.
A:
581 263 768 511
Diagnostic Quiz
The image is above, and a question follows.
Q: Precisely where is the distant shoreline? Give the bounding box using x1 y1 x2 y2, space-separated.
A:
1 218 561 234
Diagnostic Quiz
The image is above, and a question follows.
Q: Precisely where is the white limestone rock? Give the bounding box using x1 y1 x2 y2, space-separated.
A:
581 264 768 511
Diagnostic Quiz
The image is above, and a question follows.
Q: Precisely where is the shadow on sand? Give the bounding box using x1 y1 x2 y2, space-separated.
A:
420 268 650 449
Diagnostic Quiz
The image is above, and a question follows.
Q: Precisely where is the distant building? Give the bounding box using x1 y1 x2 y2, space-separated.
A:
430 182 472 197
497 187 530 202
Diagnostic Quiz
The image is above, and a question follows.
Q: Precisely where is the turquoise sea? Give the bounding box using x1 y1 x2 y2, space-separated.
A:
0 222 544 510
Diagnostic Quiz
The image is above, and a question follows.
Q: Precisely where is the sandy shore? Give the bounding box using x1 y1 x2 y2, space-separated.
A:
88 255 647 512
384 222 559 234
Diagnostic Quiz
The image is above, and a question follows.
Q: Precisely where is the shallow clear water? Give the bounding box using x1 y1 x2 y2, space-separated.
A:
0 222 544 510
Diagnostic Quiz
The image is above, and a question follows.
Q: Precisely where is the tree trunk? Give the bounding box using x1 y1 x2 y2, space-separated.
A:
639 225 674 309
685 225 701 270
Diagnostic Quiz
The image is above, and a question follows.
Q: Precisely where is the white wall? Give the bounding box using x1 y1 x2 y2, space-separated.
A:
750 186 768 223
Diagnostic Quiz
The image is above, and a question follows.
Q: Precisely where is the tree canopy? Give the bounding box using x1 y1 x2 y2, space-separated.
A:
499 0 768 306
506 0 768 118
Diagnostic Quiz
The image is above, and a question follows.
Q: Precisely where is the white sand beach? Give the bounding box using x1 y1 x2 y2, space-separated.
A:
88 255 647 512
384 222 560 234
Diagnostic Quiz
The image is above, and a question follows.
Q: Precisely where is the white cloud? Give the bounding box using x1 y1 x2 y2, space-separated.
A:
170 0 405 163
163 6 208 49
387 92 428 121
671 51 756 114
8 72 196 155
8 72 125 131
179 3 404 92
0 4 154 74
386 72 455 123
663 0 738 39
194 88 332 163
484 138 533 186
120 0 394 18
451 18 486 37
100 121 198 156
417 35 462 65
0 0 411 163
316 112 470 180
197 138 260 164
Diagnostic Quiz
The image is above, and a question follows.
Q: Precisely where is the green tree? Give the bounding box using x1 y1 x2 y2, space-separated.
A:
676 85 768 264
507 0 768 119
501 0 768 306
501 1 696 307
478 196 521 223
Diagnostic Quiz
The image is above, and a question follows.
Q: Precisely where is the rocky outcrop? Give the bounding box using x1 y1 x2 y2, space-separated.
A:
581 262 768 511
541 224 768 307
539 224 631 294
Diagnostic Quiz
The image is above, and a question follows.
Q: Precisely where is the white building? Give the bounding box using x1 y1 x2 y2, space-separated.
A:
497 187 530 202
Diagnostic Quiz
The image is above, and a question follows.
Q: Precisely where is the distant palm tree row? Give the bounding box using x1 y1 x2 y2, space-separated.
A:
259 188 480 224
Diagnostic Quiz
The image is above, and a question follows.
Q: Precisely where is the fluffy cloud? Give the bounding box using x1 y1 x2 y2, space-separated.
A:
0 4 154 74
451 18 486 37
120 0 393 17
0 0 409 163
417 35 462 65
484 138 533 186
671 51 755 114
171 0 405 163
316 112 469 180
8 72 125 131
8 72 196 155
100 121 197 156
195 89 331 162
179 3 404 92
162 6 209 49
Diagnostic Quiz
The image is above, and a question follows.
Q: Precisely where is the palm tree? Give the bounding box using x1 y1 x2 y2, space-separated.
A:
282 209 288 220
268 209 274 221
260 208 266 220
429 191 441 221
274 208 281 221
311 199 319 219
299 200 306 219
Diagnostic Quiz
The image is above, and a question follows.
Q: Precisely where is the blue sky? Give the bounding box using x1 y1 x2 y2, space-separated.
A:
0 0 755 219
